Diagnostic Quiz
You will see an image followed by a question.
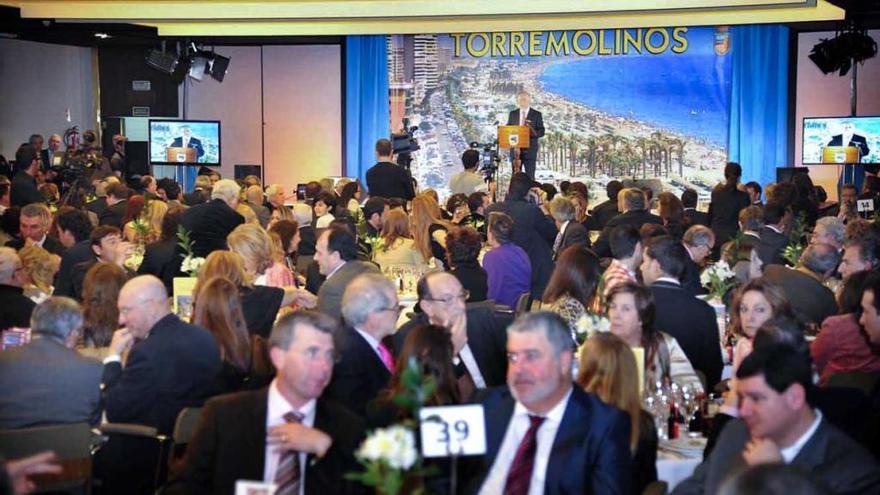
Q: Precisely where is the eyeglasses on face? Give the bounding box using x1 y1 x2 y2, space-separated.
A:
422 290 470 304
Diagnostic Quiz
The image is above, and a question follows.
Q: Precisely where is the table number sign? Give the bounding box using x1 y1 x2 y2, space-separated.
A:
419 404 487 458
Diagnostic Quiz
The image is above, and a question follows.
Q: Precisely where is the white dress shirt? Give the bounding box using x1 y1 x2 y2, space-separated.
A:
264 379 317 495
519 107 530 126
478 388 573 495
780 410 822 463
459 344 487 389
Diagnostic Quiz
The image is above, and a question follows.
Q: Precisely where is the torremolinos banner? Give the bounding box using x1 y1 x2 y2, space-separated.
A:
387 27 732 200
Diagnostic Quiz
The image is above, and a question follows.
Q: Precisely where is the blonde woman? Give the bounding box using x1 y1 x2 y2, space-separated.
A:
374 208 429 271
410 193 452 267
226 224 295 288
18 245 59 303
124 198 168 244
236 203 259 225
577 332 658 495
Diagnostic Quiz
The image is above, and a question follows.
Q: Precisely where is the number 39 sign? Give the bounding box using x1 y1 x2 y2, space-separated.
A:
419 404 487 458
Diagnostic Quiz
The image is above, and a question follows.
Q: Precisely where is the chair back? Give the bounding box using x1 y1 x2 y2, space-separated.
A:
0 422 93 493
642 480 668 495
171 407 203 446
514 293 532 316
825 371 880 397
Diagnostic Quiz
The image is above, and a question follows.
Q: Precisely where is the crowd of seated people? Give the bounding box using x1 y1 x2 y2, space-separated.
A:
1 135 880 494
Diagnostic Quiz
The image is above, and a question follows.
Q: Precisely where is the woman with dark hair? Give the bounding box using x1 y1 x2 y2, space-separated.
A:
445 226 487 302
728 278 793 373
812 270 880 384
482 211 531 308
337 180 363 216
192 277 264 392
313 190 337 229
79 262 128 360
411 193 452 267
577 332 657 495
708 162 750 248
606 282 703 393
791 172 819 227
657 191 688 239
542 245 600 342
269 219 299 272
120 194 145 232
445 193 470 225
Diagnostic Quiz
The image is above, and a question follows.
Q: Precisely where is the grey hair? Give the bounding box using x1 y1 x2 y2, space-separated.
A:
292 203 312 226
211 179 241 203
269 310 339 351
548 196 576 223
0 247 19 283
619 188 646 212
815 217 845 245
265 183 285 198
507 311 574 355
800 243 842 275
341 274 396 327
31 297 83 341
683 224 715 249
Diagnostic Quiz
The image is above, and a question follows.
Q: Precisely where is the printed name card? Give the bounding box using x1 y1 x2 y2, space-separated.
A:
235 480 276 495
857 199 875 212
419 404 487 458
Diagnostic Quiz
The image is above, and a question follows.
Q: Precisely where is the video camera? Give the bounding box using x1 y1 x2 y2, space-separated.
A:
469 140 501 181
391 118 420 170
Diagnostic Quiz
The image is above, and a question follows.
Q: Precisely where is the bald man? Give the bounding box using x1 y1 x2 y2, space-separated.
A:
101 275 222 434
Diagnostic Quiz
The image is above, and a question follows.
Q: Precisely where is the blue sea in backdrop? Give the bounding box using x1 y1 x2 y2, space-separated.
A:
539 53 732 147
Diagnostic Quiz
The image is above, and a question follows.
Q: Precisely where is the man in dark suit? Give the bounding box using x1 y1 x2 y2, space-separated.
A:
323 274 396 417
41 134 63 170
0 297 102 429
4 203 65 256
68 226 129 302
593 187 662 258
681 188 708 226
828 122 870 160
165 310 365 495
486 173 557 298
314 226 379 321
506 91 545 180
548 196 589 261
707 162 751 248
365 138 415 201
672 345 880 495
467 311 631 494
745 181 763 207
179 179 244 257
10 144 42 208
681 225 714 296
395 272 512 393
98 182 130 228
756 201 789 267
183 175 212 207
761 244 840 328
53 209 95 299
641 236 722 389
0 247 36 330
585 180 623 232
169 125 205 159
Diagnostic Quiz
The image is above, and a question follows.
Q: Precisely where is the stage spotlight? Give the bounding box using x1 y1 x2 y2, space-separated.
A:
810 27 877 76
145 49 178 75
209 54 230 82
189 54 211 81
171 55 193 84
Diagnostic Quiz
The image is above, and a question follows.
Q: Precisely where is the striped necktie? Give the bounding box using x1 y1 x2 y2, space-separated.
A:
275 411 305 495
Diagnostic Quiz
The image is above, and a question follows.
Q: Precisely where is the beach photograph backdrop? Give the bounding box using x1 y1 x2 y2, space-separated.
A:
387 27 733 202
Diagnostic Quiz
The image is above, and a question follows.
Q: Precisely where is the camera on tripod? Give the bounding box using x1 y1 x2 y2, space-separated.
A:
391 118 420 170
470 141 500 181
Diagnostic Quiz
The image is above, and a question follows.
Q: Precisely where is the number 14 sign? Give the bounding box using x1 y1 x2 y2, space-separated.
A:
419 404 487 458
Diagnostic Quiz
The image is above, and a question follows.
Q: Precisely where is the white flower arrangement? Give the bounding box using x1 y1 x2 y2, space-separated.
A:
356 425 418 471
180 255 205 276
123 251 144 271
575 313 611 344
700 260 737 301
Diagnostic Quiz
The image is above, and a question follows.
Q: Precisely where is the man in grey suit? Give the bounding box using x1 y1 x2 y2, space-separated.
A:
0 297 102 429
673 345 880 495
314 226 379 321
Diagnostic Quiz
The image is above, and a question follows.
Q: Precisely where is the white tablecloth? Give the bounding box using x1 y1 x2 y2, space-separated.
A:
656 436 706 491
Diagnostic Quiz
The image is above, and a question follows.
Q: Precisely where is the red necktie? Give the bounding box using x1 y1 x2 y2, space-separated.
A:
378 342 395 373
275 411 304 495
503 415 545 495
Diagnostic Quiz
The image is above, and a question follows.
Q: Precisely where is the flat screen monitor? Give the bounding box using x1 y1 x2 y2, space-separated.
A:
149 119 221 166
802 115 880 165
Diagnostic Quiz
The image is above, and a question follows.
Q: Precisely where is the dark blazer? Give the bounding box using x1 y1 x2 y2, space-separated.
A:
98 199 127 228
10 171 42 208
506 108 546 157
69 259 98 302
451 265 488 303
0 284 36 330
183 188 210 207
465 386 632 495
828 133 870 159
180 198 245 257
316 261 380 321
555 221 590 260
164 388 366 495
101 313 222 434
0 338 102 429
5 235 65 256
761 265 838 328
587 199 619 231
683 207 709 227
672 418 880 495
680 255 707 296
650 280 723 389
170 136 205 158
137 237 178 294
707 186 750 247
54 240 95 299
486 197 557 298
365 161 415 201
84 197 108 217
756 226 789 266
324 327 391 417
394 301 512 388
593 209 663 258
297 225 317 256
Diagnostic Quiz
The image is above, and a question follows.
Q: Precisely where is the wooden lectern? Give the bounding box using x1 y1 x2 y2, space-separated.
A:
497 125 530 150
822 146 860 164
165 147 197 163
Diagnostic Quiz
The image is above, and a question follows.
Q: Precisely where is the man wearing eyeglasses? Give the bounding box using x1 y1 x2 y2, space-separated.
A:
395 272 512 397
167 310 365 495
323 274 398 417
